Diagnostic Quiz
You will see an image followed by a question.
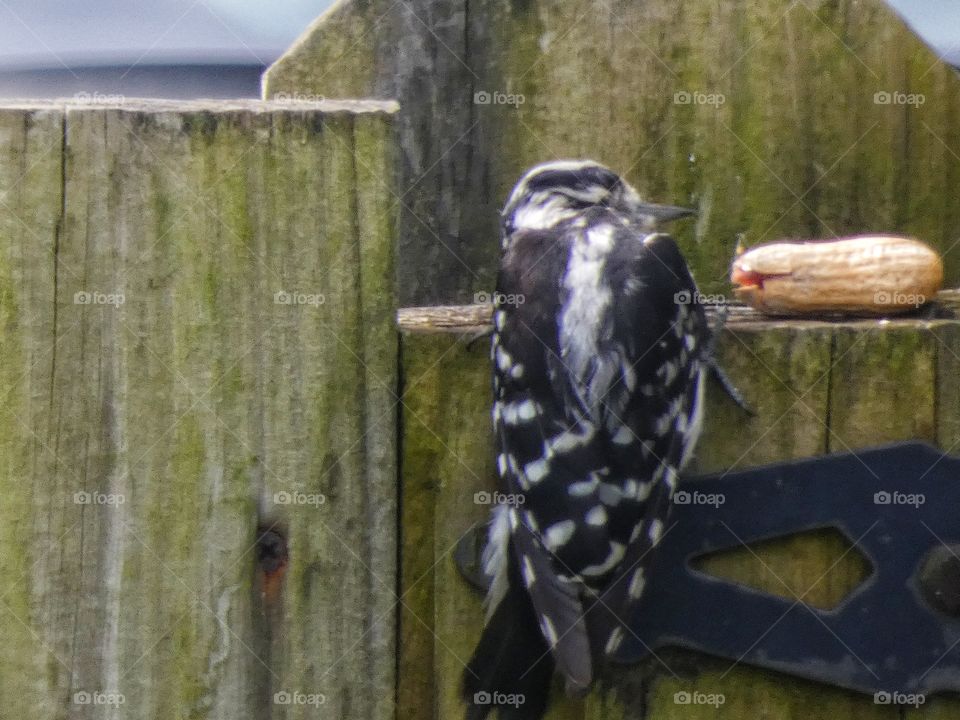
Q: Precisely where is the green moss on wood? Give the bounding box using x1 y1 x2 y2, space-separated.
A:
692 323 834 474
0 106 63 718
829 322 938 448
265 0 960 307
399 317 955 719
693 528 871 610
936 322 960 448
0 101 397 720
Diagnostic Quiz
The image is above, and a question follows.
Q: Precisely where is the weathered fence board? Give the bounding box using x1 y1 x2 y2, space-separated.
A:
399 313 960 719
0 103 65 720
265 0 960 306
0 99 398 720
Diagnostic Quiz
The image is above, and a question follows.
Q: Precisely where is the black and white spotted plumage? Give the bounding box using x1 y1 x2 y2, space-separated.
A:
463 160 709 720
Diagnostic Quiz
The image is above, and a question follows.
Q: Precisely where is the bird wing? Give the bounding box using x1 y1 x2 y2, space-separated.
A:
493 217 708 674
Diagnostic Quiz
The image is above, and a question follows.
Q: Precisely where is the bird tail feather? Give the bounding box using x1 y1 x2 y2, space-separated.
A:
462 546 554 720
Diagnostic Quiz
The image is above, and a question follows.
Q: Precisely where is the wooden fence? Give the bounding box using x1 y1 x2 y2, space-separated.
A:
260 2 960 709
265 0 960 306
0 99 398 720
2 0 960 717
399 307 960 720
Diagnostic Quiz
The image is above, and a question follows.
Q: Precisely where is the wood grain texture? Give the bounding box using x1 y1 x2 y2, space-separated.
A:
0 104 65 720
264 0 960 306
0 101 398 720
399 314 960 719
400 332 587 720
829 323 938 448
396 293 960 334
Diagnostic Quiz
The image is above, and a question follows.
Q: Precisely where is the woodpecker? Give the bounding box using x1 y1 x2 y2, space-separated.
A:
462 160 709 720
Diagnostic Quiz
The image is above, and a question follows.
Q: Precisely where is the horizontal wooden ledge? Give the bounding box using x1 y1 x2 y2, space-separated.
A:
0 98 400 114
397 290 960 335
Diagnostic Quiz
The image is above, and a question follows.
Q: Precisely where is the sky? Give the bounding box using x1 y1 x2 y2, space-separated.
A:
888 0 960 64
0 0 954 69
0 0 336 67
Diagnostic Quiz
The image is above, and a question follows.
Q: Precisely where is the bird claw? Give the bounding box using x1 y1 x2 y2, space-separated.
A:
706 304 754 415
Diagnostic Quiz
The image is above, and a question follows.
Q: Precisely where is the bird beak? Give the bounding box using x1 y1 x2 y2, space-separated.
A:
635 203 696 223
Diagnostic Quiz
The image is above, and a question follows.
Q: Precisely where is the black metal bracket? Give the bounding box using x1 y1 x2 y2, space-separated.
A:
457 442 960 697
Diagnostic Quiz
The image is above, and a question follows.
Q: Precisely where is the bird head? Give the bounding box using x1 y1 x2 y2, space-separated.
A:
501 160 693 242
